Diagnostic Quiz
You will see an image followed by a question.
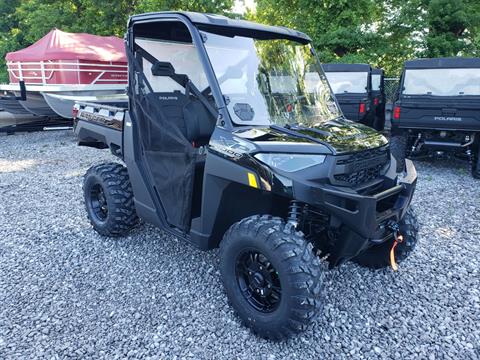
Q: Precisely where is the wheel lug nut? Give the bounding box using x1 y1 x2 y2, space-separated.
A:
259 266 263 270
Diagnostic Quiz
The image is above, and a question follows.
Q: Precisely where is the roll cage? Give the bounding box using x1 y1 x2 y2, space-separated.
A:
125 11 312 131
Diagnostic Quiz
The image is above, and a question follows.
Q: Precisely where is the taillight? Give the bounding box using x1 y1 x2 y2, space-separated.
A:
359 102 366 114
393 106 401 120
374 97 379 105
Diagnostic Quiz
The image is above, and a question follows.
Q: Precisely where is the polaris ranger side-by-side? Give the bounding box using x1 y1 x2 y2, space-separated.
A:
74 12 419 339
391 57 480 178
322 63 376 128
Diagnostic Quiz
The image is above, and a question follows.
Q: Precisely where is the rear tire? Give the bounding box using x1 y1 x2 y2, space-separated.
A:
472 145 480 179
219 215 324 340
390 134 408 172
83 162 138 236
353 208 419 269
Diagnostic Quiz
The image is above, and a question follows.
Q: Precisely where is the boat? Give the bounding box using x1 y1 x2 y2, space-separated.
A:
0 29 128 128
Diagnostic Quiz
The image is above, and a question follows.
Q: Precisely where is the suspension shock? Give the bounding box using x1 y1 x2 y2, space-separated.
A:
286 201 302 230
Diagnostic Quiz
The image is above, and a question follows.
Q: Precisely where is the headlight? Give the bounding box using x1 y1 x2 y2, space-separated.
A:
254 153 326 172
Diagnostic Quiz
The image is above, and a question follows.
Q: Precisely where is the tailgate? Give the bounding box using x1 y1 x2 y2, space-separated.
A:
335 93 370 122
395 97 480 130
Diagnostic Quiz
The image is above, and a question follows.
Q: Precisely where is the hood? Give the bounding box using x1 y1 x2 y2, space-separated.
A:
233 118 388 154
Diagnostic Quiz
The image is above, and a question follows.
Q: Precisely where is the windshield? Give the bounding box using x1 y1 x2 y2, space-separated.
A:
371 74 381 91
203 32 341 127
403 68 480 96
324 71 369 94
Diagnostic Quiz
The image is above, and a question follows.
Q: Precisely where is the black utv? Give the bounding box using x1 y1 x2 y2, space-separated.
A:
371 68 386 131
74 11 419 339
391 57 480 178
322 63 375 128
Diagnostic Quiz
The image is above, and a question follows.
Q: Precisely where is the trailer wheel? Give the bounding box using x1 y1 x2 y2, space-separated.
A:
472 145 480 179
219 215 324 340
353 208 419 269
83 162 138 237
390 134 408 172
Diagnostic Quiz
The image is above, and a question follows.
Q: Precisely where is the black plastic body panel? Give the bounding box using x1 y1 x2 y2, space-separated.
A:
190 151 290 250
335 93 374 126
392 97 480 132
74 119 123 156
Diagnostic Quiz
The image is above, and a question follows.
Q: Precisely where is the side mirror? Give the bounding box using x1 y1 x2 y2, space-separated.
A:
151 60 189 88
151 61 175 77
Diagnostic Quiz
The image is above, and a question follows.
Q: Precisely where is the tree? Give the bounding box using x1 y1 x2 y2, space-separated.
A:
0 0 233 82
375 0 426 75
424 0 480 57
1 0 479 82
136 0 233 14
252 0 480 76
251 0 384 67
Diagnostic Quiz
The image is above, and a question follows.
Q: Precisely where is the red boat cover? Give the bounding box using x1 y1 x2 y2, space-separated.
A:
5 29 126 62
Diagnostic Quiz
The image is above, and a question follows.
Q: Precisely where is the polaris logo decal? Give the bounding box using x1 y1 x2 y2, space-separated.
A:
434 116 462 122
158 96 178 101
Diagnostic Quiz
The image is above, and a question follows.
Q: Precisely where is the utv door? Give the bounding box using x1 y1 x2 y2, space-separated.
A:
127 19 217 232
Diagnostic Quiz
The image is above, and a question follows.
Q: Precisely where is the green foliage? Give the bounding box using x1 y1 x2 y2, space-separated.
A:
136 0 234 13
252 0 480 75
0 0 233 82
424 0 480 57
252 0 385 70
0 0 479 82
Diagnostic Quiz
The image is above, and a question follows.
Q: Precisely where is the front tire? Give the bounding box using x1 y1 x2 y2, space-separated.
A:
390 134 408 172
353 208 419 269
219 215 324 340
83 162 138 237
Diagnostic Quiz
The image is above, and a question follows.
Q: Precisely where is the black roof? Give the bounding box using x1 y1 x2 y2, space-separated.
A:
372 68 384 75
322 63 372 72
129 11 311 44
404 57 480 69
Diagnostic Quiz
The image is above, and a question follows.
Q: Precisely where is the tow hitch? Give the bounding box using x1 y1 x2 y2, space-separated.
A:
388 222 404 271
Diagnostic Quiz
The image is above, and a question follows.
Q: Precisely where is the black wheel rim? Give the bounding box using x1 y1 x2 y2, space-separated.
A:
90 183 108 222
235 250 281 313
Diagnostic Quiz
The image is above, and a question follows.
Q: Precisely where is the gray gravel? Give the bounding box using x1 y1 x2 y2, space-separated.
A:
0 130 479 359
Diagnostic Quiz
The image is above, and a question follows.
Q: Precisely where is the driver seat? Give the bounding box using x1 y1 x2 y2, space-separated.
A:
183 97 217 147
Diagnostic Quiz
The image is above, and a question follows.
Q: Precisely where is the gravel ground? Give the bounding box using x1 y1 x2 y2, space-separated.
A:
0 130 479 359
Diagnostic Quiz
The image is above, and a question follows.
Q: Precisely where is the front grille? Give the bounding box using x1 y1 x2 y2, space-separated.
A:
334 162 386 185
334 146 389 186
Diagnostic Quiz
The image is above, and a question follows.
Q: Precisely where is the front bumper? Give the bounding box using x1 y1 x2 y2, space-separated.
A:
292 159 417 264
